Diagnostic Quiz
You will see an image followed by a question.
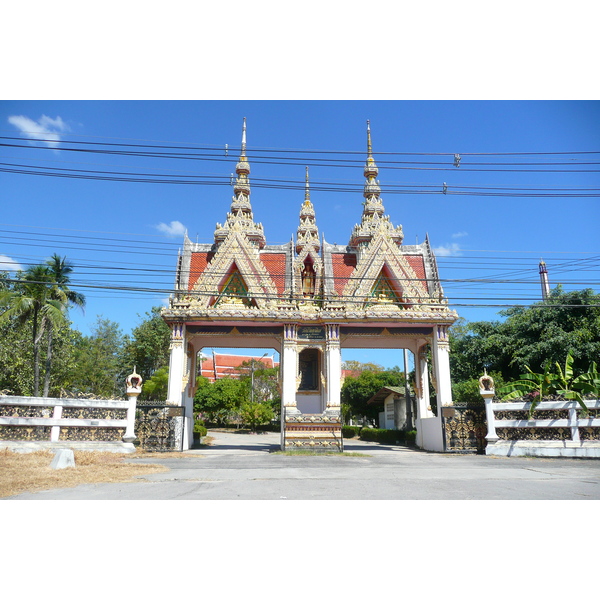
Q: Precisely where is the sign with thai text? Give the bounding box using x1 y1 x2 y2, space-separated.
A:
297 326 326 340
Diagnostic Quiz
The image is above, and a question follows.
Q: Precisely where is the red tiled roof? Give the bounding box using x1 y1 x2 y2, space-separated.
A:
404 255 428 292
260 253 287 295
331 253 356 295
188 252 213 290
404 255 426 280
199 354 278 382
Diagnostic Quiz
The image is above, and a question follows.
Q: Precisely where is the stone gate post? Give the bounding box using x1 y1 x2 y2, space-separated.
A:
325 324 341 414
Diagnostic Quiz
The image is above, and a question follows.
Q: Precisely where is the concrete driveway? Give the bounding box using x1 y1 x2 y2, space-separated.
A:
5 429 600 500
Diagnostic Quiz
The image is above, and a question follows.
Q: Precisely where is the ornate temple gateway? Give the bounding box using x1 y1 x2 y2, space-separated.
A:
162 120 458 451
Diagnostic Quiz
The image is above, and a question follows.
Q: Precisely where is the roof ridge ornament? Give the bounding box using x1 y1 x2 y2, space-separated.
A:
214 118 266 249
296 166 320 254
349 120 403 249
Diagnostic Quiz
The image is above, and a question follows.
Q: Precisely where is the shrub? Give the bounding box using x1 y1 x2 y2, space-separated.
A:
359 428 417 446
193 416 207 437
239 401 275 431
342 426 361 438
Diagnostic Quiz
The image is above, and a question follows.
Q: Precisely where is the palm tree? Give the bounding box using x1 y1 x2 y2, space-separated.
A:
43 254 86 396
0 264 65 396
0 255 85 397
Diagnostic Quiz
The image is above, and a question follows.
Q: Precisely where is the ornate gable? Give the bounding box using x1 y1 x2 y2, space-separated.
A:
343 230 429 308
190 228 279 309
293 167 323 300
165 119 457 327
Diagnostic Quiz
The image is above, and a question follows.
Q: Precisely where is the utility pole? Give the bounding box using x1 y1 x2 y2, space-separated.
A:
539 260 550 300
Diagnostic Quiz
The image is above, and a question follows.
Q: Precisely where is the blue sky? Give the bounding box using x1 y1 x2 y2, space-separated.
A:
2 4 599 370
2 1 598 560
1 100 598 369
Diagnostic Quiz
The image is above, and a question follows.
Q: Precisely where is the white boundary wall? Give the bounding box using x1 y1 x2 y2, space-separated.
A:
0 395 136 453
484 398 600 458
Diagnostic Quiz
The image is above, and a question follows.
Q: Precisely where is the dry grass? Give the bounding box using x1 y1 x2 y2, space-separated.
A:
0 448 171 499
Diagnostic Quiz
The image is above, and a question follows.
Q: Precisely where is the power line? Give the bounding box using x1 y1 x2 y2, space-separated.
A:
2 161 599 195
2 133 599 157
2 139 599 173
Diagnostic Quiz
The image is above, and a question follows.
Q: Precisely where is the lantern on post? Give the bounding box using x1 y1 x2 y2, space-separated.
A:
123 368 143 443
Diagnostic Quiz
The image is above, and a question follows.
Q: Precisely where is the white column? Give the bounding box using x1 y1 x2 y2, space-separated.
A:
166 322 186 406
432 325 453 409
325 324 341 413
281 325 299 450
415 346 431 448
416 346 432 419
281 324 299 415
424 325 452 452
483 396 499 446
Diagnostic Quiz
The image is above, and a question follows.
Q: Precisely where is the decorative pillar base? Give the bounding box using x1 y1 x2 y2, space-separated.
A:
283 412 344 453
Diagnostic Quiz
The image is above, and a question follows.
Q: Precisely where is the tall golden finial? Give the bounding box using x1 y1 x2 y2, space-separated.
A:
240 116 247 158
305 166 310 204
365 119 378 175
349 120 403 248
296 166 319 255
214 117 266 248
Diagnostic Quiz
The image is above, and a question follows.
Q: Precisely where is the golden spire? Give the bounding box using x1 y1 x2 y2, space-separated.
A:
296 166 319 254
305 165 310 204
214 118 266 248
349 120 403 248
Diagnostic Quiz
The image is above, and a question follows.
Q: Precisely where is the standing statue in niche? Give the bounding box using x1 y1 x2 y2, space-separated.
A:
298 349 318 390
302 263 316 297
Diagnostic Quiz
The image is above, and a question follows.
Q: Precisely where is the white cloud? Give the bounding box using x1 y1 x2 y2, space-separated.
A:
7 114 70 148
452 231 468 239
156 221 187 237
0 255 22 271
433 243 462 257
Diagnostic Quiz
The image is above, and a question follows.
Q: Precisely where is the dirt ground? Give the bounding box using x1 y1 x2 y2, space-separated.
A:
0 448 177 499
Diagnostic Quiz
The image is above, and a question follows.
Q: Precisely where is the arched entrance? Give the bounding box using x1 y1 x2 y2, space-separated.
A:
162 119 457 452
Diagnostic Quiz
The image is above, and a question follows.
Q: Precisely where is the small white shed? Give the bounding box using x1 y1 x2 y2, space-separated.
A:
367 386 413 430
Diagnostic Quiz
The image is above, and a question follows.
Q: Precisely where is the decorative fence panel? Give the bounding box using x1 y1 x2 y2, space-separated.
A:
442 403 487 454
0 395 133 450
135 403 185 452
484 398 600 457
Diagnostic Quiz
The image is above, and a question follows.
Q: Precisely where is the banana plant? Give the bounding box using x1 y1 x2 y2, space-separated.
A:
498 352 597 417
498 362 558 417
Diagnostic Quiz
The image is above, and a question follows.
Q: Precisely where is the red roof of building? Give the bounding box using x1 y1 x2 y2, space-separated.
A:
404 255 427 290
188 252 212 290
331 253 357 295
259 253 287 295
200 354 279 382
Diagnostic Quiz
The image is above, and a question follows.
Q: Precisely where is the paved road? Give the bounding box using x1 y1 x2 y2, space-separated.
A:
6 429 600 500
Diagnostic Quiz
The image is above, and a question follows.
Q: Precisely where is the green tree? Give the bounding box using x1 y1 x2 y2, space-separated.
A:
0 265 67 396
142 366 169 401
239 400 275 431
0 311 80 396
341 368 405 423
71 317 125 397
342 360 384 373
43 254 86 396
451 372 505 404
235 360 281 406
450 288 600 384
120 307 171 384
194 376 247 425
